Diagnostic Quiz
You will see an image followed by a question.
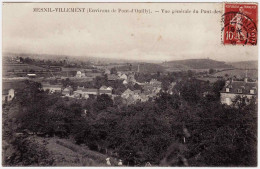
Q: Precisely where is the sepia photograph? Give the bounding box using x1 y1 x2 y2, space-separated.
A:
2 2 258 167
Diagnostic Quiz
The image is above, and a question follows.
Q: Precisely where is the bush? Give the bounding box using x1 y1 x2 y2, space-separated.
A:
4 136 54 166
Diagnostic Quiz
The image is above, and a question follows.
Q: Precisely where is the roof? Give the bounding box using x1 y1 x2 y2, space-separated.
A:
140 94 148 100
221 81 257 95
63 87 73 91
77 86 85 90
42 84 62 88
143 85 154 91
27 74 36 76
74 90 83 94
100 90 112 94
133 90 141 94
122 89 134 94
108 74 118 81
126 95 135 104
100 85 108 90
82 88 98 93
150 79 162 84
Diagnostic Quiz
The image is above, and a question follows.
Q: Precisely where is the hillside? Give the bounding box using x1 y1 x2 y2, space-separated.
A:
162 59 232 70
3 52 141 64
3 135 119 166
228 60 257 69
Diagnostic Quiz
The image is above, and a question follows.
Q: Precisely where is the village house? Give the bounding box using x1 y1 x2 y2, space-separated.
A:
73 90 88 99
73 86 113 99
107 74 118 81
42 84 62 93
122 79 128 85
77 86 85 90
62 86 73 96
119 74 128 80
81 72 86 77
220 78 257 105
139 93 149 102
117 72 122 77
100 85 108 90
121 89 134 99
132 90 141 100
3 88 15 102
150 79 162 87
83 88 99 95
142 81 162 97
99 86 113 95
100 89 112 95
2 80 26 103
27 74 37 78
100 85 113 91
104 69 111 75
143 85 154 95
121 89 147 104
75 71 82 78
107 86 113 91
73 88 99 99
125 95 136 105
127 74 136 83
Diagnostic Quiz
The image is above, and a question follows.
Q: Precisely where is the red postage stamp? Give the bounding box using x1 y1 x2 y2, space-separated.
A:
222 3 258 45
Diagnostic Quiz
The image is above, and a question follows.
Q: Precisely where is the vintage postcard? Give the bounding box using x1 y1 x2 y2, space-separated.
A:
2 2 258 167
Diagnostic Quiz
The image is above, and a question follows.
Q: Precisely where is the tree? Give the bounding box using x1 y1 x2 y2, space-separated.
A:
110 67 117 75
212 79 225 99
209 68 215 74
95 94 113 111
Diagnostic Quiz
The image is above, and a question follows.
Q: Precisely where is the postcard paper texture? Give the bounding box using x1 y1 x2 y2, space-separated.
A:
2 2 258 167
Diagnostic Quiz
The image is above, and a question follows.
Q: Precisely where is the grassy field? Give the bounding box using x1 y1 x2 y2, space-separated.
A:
213 69 258 79
31 136 119 166
3 63 47 72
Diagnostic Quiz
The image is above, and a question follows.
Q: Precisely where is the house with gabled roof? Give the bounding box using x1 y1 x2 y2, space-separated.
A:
3 88 15 102
100 85 108 90
82 88 99 95
119 74 128 80
220 78 257 105
99 89 112 95
62 86 73 96
42 84 62 93
150 79 162 87
123 79 128 85
121 89 134 99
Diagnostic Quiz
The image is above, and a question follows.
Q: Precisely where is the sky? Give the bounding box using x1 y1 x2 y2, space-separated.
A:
2 3 258 62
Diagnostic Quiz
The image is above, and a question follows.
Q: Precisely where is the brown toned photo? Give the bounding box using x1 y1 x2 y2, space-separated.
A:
2 2 258 167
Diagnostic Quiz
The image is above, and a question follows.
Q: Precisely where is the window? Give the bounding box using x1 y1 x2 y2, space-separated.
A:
237 89 242 93
250 89 255 94
226 88 230 92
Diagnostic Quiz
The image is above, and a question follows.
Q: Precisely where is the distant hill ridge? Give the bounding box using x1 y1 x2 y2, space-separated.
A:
228 60 257 69
162 59 233 69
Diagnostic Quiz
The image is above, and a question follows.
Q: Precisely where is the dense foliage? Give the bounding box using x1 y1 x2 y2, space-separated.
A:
2 77 257 166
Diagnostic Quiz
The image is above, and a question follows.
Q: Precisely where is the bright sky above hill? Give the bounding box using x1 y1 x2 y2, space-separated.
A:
3 3 258 62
